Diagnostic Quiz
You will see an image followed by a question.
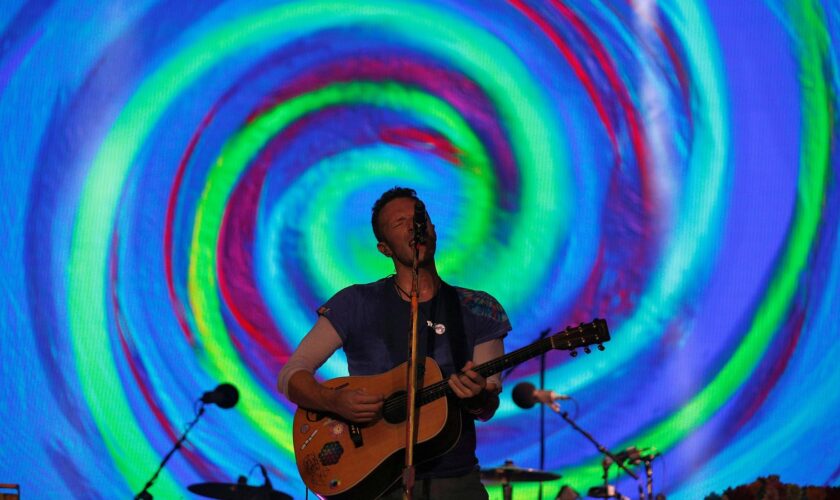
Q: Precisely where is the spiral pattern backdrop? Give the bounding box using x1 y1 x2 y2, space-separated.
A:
1 0 839 498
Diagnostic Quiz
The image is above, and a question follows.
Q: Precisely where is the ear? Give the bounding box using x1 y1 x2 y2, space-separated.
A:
377 241 393 258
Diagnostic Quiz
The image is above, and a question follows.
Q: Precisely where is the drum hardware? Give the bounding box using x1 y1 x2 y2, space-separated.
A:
480 459 562 500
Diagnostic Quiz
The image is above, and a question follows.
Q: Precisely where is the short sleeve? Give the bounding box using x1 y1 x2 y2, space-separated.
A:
316 285 362 343
457 289 512 345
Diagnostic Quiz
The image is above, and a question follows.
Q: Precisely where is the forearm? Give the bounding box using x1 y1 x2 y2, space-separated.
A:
285 370 338 413
278 317 383 422
277 316 342 396
464 382 501 422
466 338 505 421
287 365 384 423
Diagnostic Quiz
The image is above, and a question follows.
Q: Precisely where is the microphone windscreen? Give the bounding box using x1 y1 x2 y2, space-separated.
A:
512 382 537 409
213 383 239 409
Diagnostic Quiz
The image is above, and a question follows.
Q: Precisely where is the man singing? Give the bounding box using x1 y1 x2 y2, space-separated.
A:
278 187 510 499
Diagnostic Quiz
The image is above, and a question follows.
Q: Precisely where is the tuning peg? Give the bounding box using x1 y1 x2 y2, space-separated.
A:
570 349 578 357
597 344 605 351
584 346 591 354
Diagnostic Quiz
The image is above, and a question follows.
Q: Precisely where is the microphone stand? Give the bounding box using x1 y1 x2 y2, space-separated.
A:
402 229 424 500
135 403 206 499
537 328 549 499
554 410 638 499
502 328 551 499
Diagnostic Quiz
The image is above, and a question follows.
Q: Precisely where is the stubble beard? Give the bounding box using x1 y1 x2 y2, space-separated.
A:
395 242 435 269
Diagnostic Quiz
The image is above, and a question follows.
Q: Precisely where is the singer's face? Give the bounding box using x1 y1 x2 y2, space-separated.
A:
376 197 436 266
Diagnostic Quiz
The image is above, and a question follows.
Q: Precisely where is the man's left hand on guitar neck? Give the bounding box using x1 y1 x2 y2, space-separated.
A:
448 360 501 421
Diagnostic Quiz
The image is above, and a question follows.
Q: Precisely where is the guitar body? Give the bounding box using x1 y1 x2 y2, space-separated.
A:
292 357 461 499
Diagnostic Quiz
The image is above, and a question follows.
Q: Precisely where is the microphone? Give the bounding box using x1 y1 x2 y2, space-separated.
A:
512 382 571 411
200 383 239 409
413 200 427 244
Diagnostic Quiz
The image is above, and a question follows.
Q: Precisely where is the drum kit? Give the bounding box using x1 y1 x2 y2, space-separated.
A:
185 456 654 500
184 460 561 500
476 448 663 500
479 459 562 500
183 462 557 500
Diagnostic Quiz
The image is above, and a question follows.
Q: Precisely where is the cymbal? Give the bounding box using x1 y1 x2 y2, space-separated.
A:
480 461 562 484
187 482 292 500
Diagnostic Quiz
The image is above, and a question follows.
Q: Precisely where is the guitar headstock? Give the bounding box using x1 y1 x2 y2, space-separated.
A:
549 319 610 357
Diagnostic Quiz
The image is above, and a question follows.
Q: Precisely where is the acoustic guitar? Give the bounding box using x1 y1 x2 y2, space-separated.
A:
292 319 610 499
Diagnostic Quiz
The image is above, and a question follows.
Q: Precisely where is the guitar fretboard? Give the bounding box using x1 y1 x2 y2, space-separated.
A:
417 335 557 405
381 320 607 419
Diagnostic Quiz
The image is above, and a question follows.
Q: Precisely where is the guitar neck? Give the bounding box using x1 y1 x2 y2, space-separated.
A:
475 336 557 379
417 336 555 406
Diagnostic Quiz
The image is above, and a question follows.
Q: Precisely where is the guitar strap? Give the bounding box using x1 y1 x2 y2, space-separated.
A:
436 281 468 371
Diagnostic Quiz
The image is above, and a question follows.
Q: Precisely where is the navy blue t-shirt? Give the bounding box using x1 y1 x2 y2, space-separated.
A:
318 276 511 477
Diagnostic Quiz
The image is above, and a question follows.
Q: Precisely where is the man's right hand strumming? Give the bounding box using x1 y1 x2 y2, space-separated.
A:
285 370 384 424
328 387 384 423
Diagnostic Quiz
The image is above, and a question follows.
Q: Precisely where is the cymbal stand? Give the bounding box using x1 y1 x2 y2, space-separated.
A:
538 328 548 500
502 475 513 500
501 327 551 499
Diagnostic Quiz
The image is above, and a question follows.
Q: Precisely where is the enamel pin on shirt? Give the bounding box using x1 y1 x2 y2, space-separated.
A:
426 320 446 335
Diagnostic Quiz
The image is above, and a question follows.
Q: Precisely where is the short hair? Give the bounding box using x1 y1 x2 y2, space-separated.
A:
371 186 418 241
